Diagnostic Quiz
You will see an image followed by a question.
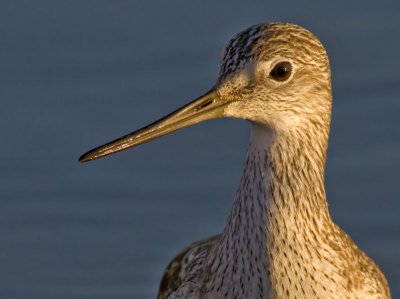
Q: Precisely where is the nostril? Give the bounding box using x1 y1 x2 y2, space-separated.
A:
194 99 214 112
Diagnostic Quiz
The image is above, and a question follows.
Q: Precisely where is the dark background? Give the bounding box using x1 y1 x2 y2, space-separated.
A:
1 1 399 298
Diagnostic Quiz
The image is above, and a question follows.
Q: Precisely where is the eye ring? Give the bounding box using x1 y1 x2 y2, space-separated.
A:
270 61 292 82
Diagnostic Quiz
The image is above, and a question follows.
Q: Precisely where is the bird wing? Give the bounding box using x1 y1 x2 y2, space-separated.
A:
157 234 220 299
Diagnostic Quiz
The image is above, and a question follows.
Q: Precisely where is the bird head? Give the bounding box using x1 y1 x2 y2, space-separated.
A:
80 23 332 162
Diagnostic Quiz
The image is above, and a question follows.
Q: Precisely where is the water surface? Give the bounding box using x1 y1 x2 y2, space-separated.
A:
1 1 399 298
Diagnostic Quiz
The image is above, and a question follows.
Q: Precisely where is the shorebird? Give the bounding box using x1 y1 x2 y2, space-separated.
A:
79 23 391 298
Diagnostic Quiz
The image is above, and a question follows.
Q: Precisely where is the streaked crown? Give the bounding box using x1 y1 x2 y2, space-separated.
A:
218 23 329 82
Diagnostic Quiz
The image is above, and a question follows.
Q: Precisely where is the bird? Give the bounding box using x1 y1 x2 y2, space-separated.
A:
79 23 391 299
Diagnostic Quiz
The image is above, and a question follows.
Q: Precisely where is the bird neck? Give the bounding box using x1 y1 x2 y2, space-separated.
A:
206 122 334 296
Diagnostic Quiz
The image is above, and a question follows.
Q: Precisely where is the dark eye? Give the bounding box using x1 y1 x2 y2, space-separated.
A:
270 61 292 81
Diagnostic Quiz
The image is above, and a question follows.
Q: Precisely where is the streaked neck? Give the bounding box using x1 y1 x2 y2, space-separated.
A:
205 122 333 297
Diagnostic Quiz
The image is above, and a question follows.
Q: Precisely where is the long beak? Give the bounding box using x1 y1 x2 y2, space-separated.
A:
79 89 227 162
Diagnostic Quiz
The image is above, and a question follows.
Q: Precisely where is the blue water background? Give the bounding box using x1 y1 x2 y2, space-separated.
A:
1 1 399 298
